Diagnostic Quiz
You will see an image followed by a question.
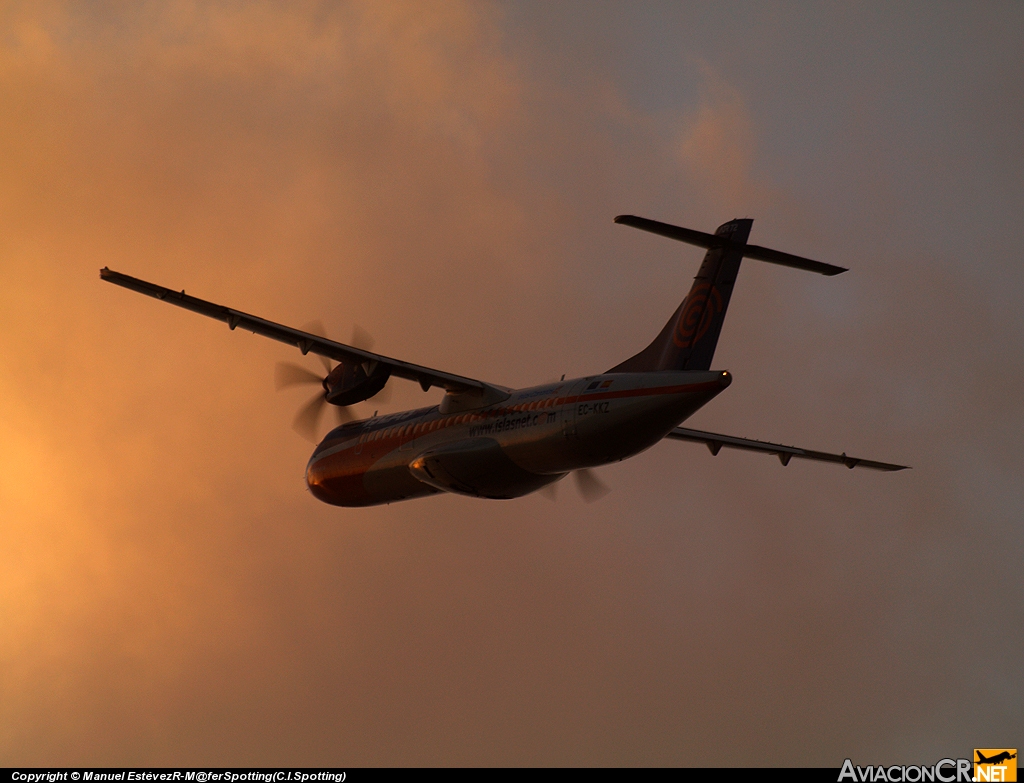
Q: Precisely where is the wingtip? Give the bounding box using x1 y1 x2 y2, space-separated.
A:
875 462 911 472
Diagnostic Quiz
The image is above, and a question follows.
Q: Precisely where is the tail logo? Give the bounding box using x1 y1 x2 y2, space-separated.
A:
673 283 723 348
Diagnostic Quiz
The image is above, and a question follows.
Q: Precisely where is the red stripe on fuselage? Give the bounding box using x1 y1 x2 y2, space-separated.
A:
317 379 720 452
556 379 721 407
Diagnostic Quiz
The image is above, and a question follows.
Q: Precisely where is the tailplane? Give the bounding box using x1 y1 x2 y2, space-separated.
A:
608 215 845 373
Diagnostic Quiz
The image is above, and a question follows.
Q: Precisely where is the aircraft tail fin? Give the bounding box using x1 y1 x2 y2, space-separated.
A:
608 215 846 373
608 218 752 373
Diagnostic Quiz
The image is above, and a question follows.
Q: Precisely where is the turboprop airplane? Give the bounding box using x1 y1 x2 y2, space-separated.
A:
100 214 907 507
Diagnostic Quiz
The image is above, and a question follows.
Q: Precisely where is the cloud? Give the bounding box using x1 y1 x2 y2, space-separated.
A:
0 0 682 764
1 0 1021 766
677 63 760 212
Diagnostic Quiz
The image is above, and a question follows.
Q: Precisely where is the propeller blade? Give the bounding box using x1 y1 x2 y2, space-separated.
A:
366 380 392 404
574 469 610 503
350 324 375 353
301 320 333 373
332 404 354 426
293 392 327 442
302 319 326 337
275 361 324 391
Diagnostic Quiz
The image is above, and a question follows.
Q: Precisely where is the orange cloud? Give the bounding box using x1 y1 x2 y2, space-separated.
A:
2 1 1015 767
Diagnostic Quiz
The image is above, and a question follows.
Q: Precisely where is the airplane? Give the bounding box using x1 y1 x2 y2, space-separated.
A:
976 752 1017 765
100 214 907 507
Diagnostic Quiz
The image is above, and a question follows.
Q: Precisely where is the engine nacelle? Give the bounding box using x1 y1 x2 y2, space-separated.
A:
324 359 391 407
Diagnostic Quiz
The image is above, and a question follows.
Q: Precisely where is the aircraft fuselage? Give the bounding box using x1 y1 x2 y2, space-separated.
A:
306 370 731 506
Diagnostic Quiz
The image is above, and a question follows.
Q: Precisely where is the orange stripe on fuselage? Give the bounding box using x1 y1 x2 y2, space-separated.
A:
307 380 720 504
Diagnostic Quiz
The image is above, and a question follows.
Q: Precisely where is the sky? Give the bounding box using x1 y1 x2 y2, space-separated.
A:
1 0 1022 767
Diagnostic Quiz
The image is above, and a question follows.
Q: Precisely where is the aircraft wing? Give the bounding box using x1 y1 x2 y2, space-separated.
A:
100 268 500 395
665 426 908 471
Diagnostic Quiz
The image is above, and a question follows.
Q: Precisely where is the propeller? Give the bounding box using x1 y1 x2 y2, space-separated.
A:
574 468 611 502
275 322 390 441
540 469 610 503
274 362 323 389
275 359 353 441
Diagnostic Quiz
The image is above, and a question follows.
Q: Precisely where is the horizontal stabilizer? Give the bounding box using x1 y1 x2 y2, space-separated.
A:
614 215 847 276
665 426 908 471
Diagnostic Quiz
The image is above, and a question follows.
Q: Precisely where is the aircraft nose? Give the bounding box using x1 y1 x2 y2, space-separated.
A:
305 460 329 501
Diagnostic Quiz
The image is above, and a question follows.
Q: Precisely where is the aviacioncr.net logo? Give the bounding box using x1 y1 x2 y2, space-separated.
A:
974 749 1017 782
839 758 973 782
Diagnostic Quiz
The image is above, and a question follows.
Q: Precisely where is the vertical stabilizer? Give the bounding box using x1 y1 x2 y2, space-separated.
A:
609 218 752 372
